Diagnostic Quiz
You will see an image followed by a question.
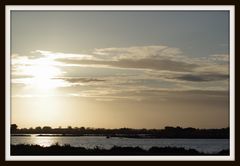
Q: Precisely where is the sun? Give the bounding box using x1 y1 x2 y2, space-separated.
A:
25 65 62 90
20 58 65 90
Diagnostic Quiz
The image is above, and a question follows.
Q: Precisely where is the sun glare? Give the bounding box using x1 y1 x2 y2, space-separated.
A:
20 58 65 90
25 65 60 79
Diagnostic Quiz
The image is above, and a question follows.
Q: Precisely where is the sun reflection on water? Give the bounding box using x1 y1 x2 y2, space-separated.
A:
31 135 59 147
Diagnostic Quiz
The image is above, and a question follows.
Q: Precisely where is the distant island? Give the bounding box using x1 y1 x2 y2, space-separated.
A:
11 124 229 139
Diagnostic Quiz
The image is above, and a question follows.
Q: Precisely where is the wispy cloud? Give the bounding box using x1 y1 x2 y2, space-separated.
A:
92 45 183 60
175 73 228 82
33 50 95 60
57 58 198 72
56 77 106 83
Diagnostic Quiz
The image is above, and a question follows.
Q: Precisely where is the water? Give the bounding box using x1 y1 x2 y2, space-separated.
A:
11 135 229 153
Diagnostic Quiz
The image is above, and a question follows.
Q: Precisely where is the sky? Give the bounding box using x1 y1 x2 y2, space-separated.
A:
11 11 229 129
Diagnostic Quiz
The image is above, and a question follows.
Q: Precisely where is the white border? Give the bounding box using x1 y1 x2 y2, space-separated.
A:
5 5 235 11
5 5 235 161
5 4 11 162
229 5 235 161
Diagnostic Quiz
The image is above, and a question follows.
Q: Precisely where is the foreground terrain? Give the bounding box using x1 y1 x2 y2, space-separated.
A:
11 144 229 155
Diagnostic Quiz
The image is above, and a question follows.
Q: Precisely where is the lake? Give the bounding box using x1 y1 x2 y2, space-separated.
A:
11 135 229 153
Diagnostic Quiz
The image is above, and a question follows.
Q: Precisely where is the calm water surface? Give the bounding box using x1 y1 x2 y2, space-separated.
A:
11 135 229 153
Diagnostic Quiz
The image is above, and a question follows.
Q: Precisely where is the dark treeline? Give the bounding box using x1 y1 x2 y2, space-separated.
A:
11 124 229 139
11 144 229 155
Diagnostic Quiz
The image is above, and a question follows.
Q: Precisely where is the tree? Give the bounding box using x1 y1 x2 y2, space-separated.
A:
35 126 41 130
11 124 18 133
42 126 52 131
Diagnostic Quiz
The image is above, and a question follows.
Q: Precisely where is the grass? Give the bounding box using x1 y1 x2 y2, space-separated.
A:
11 143 229 156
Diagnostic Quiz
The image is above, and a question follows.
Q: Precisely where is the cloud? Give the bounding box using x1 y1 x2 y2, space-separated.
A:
209 54 229 62
23 46 228 78
58 58 198 72
53 45 189 71
55 77 105 83
11 45 229 100
52 46 228 77
93 45 183 60
82 88 228 102
139 89 228 96
33 50 95 60
175 73 229 82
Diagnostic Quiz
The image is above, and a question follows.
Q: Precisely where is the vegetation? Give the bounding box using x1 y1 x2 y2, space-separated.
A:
11 124 229 139
11 144 229 155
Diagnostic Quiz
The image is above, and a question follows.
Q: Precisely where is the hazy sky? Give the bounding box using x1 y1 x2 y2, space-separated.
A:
11 11 229 129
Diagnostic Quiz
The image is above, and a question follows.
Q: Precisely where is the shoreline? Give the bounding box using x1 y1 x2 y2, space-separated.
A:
11 134 230 139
